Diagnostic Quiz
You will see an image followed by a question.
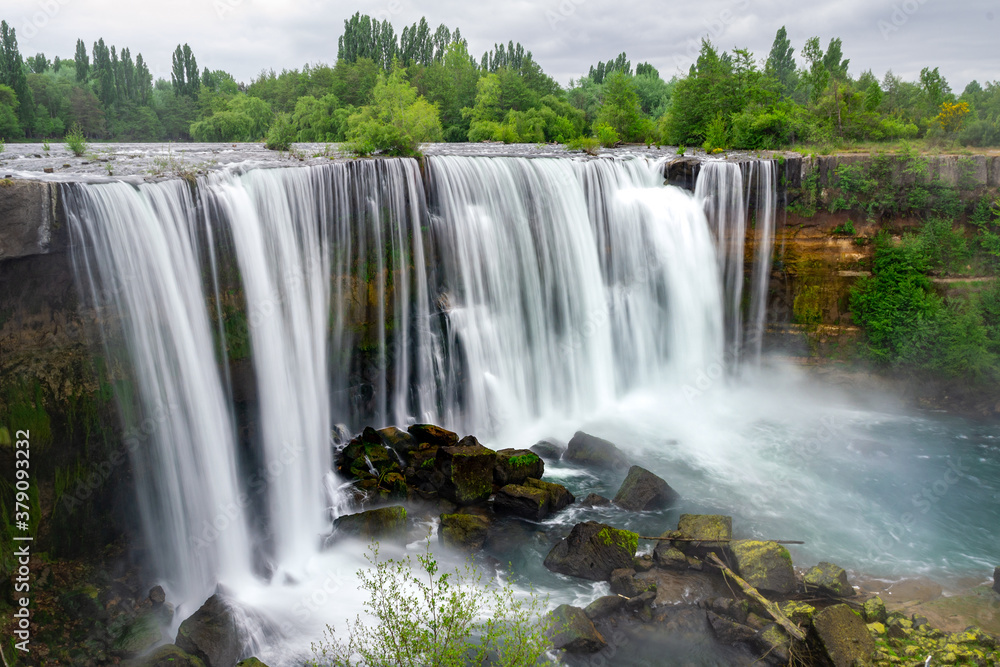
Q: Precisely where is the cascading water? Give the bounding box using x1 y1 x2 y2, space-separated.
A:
66 153 792 662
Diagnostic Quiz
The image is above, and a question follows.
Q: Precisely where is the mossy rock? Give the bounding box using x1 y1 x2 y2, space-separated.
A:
803 561 854 597
125 644 206 667
407 423 459 447
493 484 550 521
730 540 797 595
529 439 565 460
236 658 270 667
584 595 625 621
175 595 241 667
114 610 163 655
438 513 490 551
333 506 407 541
780 600 816 624
754 623 791 664
494 448 544 485
524 477 574 512
543 521 638 581
612 465 679 511
862 595 887 623
669 514 732 557
435 436 496 505
546 604 607 653
810 603 876 667
377 426 416 454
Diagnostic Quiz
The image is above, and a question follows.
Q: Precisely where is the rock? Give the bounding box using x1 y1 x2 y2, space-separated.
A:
633 555 654 572
407 423 459 447
175 594 241 667
493 484 550 521
339 436 397 479
378 426 417 455
779 600 816 624
612 465 679 511
580 493 611 507
546 604 607 653
236 659 269 667
810 603 877 667
564 431 630 470
730 540 797 595
705 596 749 624
754 623 791 665
653 544 688 570
672 514 732 557
862 596 887 623
584 595 625 620
149 585 166 607
127 644 206 667
707 610 757 645
114 610 163 655
333 506 407 540
543 521 638 581
439 513 490 551
610 568 639 596
624 590 656 610
435 436 496 505
524 478 574 512
994 566 999 595
529 439 564 460
494 448 544 485
803 561 854 597
330 423 352 445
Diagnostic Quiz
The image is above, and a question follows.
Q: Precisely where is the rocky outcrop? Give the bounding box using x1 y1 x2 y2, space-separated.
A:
730 540 797 595
564 431 630 470
439 513 490 551
529 439 564 460
407 423 459 447
803 561 854 597
543 521 638 581
0 179 63 260
175 595 242 667
333 506 408 540
493 483 550 521
612 465 678 511
546 604 607 653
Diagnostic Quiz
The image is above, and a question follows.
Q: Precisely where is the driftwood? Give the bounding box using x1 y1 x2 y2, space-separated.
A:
705 552 806 642
637 536 804 545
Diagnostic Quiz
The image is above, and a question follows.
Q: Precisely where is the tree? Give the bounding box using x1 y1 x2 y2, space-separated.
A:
0 21 35 133
822 38 849 81
765 26 796 96
171 44 199 97
347 65 442 156
0 83 22 139
596 71 648 141
92 39 116 108
309 542 552 667
74 38 89 83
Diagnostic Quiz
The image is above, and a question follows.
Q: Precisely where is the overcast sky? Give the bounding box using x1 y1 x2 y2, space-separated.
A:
4 0 997 92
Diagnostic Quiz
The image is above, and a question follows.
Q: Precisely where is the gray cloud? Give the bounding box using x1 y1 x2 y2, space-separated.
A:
4 0 995 91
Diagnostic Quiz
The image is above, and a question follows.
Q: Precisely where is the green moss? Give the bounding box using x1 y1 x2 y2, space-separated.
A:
596 526 639 555
1 380 52 451
508 453 540 468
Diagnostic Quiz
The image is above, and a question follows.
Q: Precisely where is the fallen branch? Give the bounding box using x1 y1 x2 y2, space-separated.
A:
706 552 806 642
637 536 804 545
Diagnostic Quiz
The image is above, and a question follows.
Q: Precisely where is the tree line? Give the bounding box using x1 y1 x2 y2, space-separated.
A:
0 16 997 153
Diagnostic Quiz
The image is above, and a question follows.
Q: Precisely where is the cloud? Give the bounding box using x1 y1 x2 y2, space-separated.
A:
3 0 994 90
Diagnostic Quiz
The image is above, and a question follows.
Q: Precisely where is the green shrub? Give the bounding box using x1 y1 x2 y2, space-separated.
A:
309 542 552 667
594 122 619 147
565 136 600 155
265 113 296 151
66 122 87 157
702 112 728 152
346 66 442 157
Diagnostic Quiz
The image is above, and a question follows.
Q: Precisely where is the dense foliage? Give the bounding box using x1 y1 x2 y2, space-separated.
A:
0 18 997 152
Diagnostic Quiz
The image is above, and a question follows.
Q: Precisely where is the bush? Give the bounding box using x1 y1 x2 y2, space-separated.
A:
565 135 600 155
593 122 619 147
309 542 552 667
65 122 87 156
346 66 442 157
265 113 296 151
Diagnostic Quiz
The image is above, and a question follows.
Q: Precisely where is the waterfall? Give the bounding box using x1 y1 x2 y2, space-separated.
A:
66 154 774 618
694 159 777 366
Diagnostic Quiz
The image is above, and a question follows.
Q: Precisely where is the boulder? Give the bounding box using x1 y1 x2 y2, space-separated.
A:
753 623 791 665
652 545 688 569
672 514 732 556
609 568 656 597
779 601 816 625
546 604 607 653
236 660 269 667
435 436 496 505
810 603 877 667
407 423 459 447
149 585 166 607
524 477 574 512
439 513 490 551
338 436 398 479
862 596 887 624
494 448 544 485
706 596 749 624
333 506 407 540
564 431 630 470
378 426 417 455
529 439 565 460
580 493 611 507
707 610 757 645
493 484 549 521
730 540 797 595
175 595 241 667
543 521 638 581
803 561 854 597
128 644 206 667
584 595 625 620
612 465 679 511
114 610 163 655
